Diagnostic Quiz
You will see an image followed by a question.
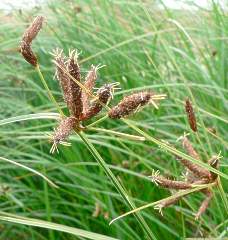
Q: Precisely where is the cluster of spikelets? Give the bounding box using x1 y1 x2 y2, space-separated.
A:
19 16 166 153
150 99 221 219
19 16 221 220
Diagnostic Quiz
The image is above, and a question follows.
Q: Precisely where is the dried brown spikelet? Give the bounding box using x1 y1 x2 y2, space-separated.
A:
156 195 182 209
66 50 83 118
53 49 72 107
82 65 98 114
185 99 197 132
20 41 37 66
177 156 211 180
195 189 213 220
182 136 200 160
108 91 153 119
150 170 192 190
20 16 44 66
80 84 112 121
50 116 77 153
22 16 44 44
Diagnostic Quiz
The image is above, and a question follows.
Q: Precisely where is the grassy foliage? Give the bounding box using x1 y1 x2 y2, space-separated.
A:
0 0 228 239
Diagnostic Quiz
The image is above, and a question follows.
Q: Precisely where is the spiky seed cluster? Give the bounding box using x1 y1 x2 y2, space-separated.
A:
50 50 116 152
50 116 77 154
20 16 44 66
108 91 153 119
66 50 83 118
82 65 98 114
150 174 192 189
54 49 73 109
151 135 220 219
80 84 112 121
185 99 197 132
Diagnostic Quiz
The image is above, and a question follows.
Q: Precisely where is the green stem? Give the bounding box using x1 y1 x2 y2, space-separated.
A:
36 65 64 116
123 119 228 180
77 131 157 240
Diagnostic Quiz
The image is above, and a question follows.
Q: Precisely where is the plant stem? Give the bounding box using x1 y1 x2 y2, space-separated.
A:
36 65 64 116
77 131 157 240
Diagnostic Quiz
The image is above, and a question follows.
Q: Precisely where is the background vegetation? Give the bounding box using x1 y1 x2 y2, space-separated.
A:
0 0 227 239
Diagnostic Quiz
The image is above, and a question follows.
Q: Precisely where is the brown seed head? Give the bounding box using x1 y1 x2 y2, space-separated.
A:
108 91 153 119
50 116 77 153
185 99 197 132
20 16 44 66
22 16 44 44
80 83 112 121
53 49 71 106
82 65 98 114
66 50 83 118
20 41 37 66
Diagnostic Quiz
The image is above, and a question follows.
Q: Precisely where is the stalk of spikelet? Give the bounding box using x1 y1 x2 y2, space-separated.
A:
185 98 197 132
66 50 83 118
108 91 153 119
82 65 98 114
80 84 112 121
179 136 211 179
50 116 77 153
150 170 192 189
20 16 44 66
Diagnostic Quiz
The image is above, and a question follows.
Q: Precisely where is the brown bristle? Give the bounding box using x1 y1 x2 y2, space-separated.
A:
108 91 153 119
82 65 98 114
80 84 112 121
66 50 83 118
185 99 197 132
20 16 44 66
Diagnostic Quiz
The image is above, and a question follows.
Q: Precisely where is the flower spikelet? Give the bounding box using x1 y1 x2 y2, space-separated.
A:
108 91 153 119
80 83 112 121
20 16 44 66
185 98 197 132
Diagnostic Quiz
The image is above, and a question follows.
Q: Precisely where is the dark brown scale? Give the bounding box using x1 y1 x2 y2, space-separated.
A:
185 99 197 132
53 116 77 144
108 91 152 119
66 53 83 118
80 84 112 121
